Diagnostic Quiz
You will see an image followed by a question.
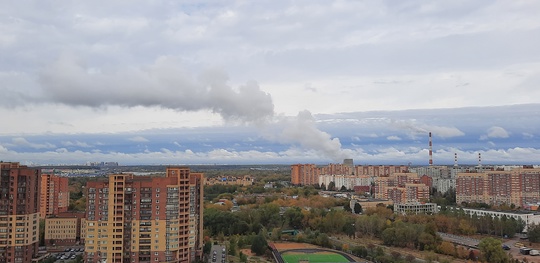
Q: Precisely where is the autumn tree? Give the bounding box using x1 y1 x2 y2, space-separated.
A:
478 237 510 263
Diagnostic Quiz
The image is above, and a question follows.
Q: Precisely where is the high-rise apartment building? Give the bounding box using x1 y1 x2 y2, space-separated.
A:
374 173 430 204
0 162 41 263
456 168 540 207
84 166 203 263
355 165 409 177
40 171 69 218
291 164 319 186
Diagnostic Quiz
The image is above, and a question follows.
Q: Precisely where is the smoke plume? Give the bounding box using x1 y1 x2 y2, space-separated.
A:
36 55 346 160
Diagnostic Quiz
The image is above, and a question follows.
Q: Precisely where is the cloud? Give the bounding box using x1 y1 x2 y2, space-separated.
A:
480 126 510 140
61 141 92 148
523 132 534 139
11 137 55 149
391 119 465 138
387 136 401 141
274 110 348 161
128 136 149 142
37 55 274 124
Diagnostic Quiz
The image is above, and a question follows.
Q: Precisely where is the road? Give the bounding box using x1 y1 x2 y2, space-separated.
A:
210 244 227 263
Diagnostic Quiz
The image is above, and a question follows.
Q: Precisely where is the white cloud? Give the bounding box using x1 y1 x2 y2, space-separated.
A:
387 136 401 141
61 141 92 148
480 126 510 140
11 137 55 149
128 136 149 142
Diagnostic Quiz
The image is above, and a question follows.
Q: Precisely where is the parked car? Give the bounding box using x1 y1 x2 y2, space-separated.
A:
502 244 510 250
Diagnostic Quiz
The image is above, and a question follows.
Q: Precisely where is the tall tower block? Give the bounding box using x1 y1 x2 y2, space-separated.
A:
429 132 433 166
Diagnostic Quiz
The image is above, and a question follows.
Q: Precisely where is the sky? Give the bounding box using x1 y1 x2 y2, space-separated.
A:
1 0 540 165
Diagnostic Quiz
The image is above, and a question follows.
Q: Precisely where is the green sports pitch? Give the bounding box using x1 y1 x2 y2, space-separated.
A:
281 252 350 263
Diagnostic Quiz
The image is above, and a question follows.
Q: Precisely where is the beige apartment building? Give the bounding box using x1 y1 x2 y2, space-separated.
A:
456 168 540 207
374 173 430 204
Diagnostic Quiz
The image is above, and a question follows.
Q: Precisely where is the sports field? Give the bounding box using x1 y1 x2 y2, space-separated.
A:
281 252 349 263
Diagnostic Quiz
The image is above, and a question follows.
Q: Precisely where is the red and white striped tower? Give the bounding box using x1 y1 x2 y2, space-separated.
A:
454 153 458 167
478 153 482 167
429 132 433 166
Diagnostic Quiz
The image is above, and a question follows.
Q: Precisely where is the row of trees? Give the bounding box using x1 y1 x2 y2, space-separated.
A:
437 208 525 237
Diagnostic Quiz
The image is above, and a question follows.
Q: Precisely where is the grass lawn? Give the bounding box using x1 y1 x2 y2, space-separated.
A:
281 252 349 263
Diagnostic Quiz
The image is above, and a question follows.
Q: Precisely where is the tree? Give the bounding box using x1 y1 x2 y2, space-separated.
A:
251 233 268 256
228 236 238 256
528 223 540 242
328 181 336 191
354 203 363 214
203 241 212 255
352 246 368 258
340 185 347 191
239 251 248 263
284 207 304 229
478 237 510 263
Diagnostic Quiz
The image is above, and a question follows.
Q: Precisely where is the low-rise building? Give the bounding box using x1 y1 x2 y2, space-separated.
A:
44 212 85 246
394 202 439 215
459 208 540 232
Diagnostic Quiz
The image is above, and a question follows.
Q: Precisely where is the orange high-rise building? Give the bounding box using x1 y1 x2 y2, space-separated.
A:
0 162 41 262
291 164 319 186
84 166 203 263
40 172 70 218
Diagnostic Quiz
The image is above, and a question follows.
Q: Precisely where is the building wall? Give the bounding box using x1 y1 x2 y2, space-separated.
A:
45 212 85 246
456 168 540 207
40 173 70 218
84 167 203 263
205 175 252 186
45 218 78 246
395 203 438 215
291 164 319 185
374 173 428 204
0 162 41 263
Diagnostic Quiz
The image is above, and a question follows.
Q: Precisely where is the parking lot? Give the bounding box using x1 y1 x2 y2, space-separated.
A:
210 245 227 263
49 247 84 262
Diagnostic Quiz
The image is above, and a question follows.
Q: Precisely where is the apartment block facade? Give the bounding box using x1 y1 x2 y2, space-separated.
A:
456 168 540 207
0 162 41 263
291 164 319 185
205 175 252 186
292 163 408 187
374 173 430 204
44 212 85 246
40 172 69 218
84 166 203 263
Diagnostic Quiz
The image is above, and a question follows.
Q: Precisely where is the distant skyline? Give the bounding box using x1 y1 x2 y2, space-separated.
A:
1 1 539 165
